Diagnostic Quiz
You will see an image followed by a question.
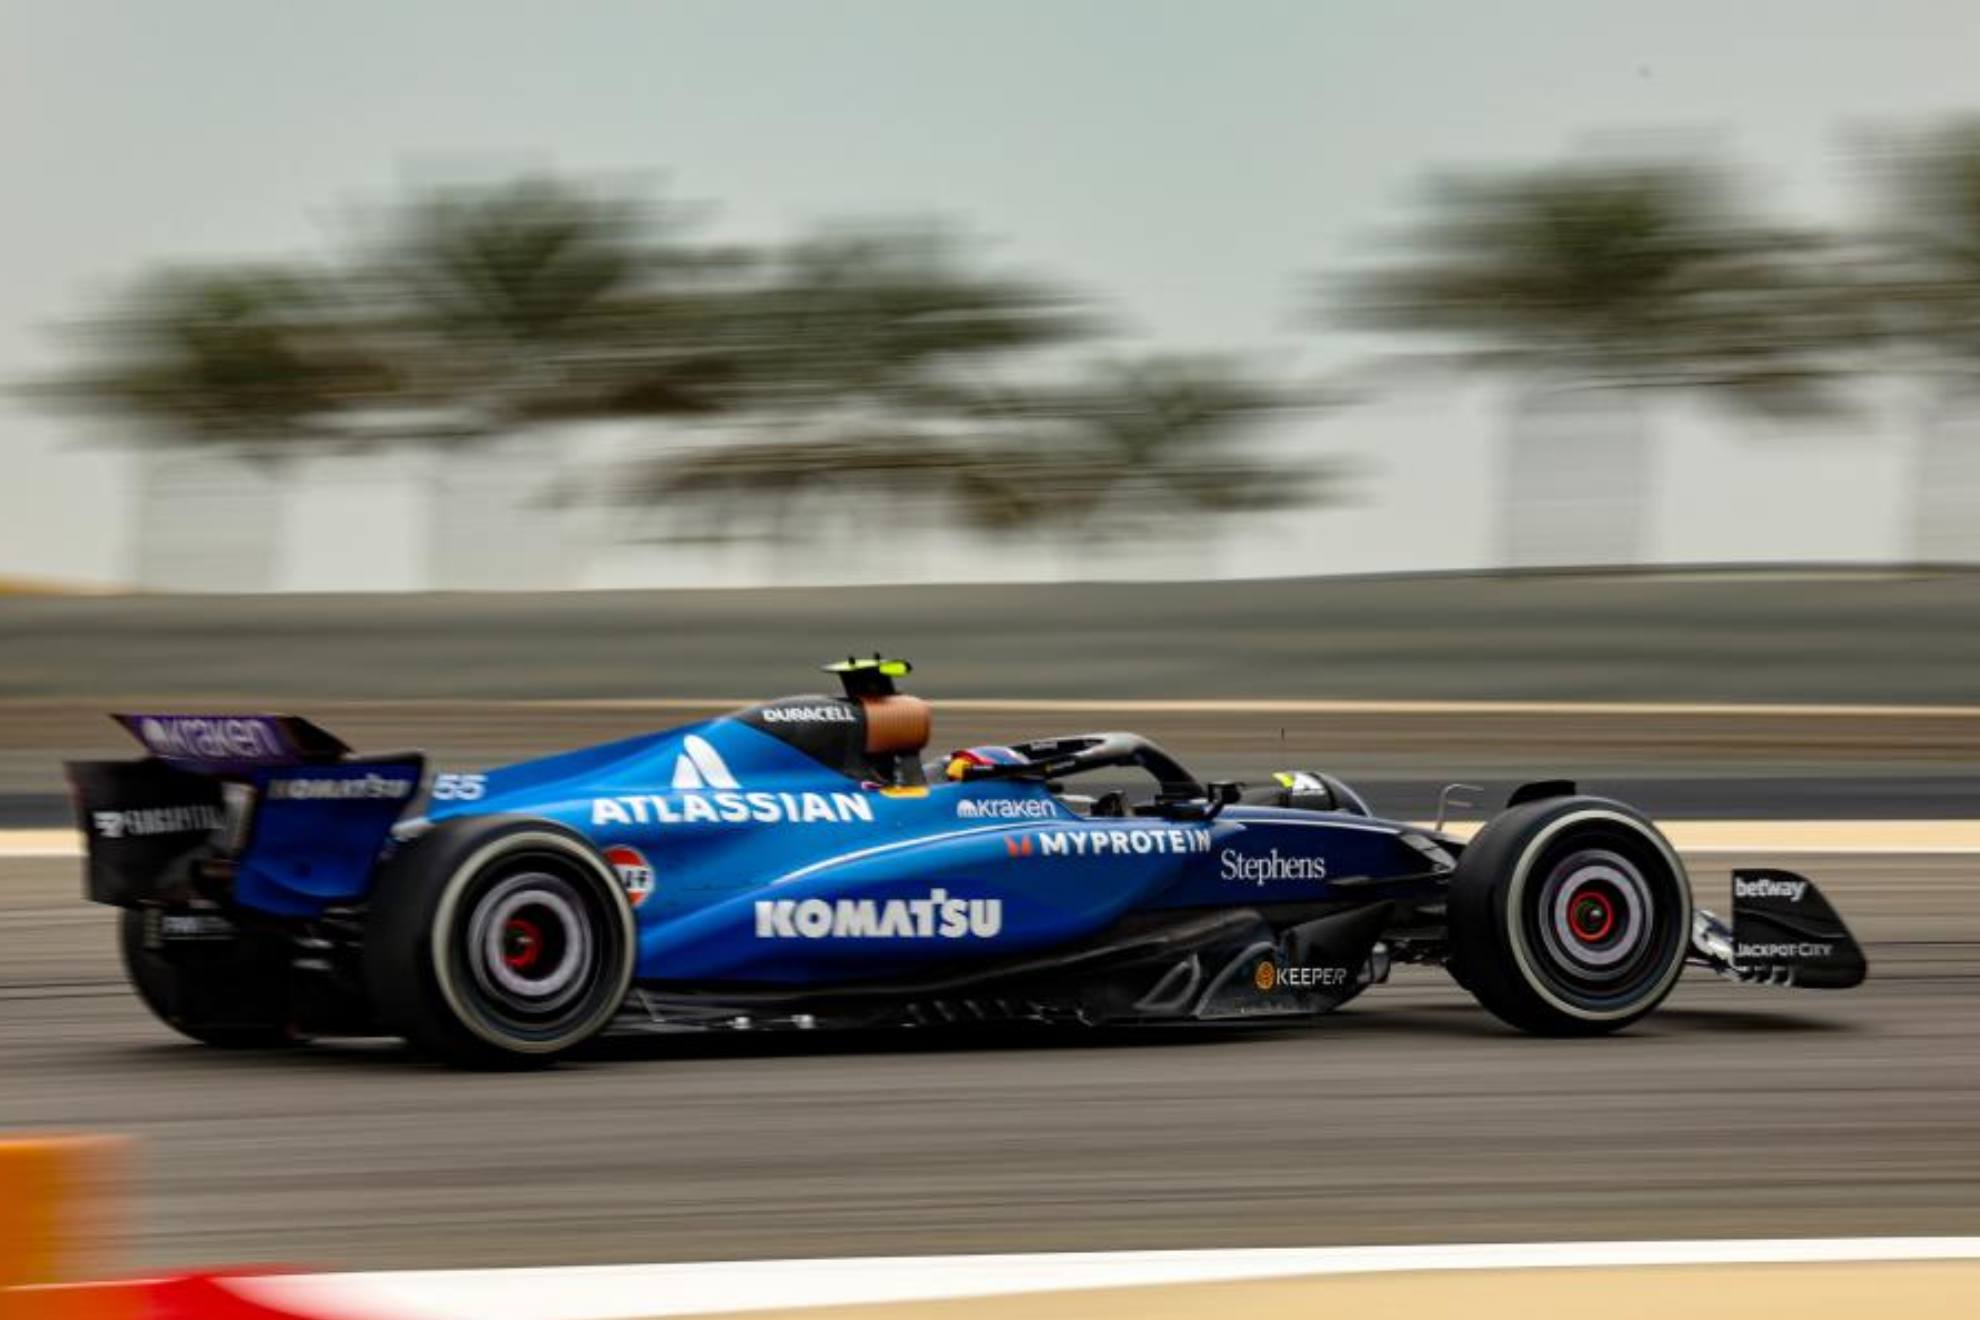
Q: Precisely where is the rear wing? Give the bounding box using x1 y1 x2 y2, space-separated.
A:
111 713 351 772
68 713 423 917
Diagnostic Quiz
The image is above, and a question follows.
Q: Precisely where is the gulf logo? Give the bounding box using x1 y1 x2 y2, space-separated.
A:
604 844 656 907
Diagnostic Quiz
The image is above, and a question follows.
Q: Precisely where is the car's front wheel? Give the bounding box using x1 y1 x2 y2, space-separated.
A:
363 818 637 1068
1446 796 1692 1035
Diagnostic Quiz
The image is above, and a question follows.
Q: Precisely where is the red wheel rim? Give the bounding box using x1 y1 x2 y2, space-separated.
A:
502 916 544 971
1568 887 1617 943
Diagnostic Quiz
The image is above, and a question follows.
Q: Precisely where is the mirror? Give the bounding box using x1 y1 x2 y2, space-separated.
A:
1159 781 1239 821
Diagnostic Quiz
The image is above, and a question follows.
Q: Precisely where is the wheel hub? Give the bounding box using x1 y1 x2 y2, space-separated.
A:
1536 850 1653 981
467 872 594 1013
1569 887 1618 943
501 916 544 971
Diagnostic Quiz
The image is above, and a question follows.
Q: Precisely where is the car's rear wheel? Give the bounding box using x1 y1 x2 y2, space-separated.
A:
120 908 295 1048
363 818 636 1069
1447 797 1691 1035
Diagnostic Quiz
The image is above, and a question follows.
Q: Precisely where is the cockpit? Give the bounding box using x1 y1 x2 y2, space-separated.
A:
935 732 1203 817
934 731 1370 820
746 658 1369 818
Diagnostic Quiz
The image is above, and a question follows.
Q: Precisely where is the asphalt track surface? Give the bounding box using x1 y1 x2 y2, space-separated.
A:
11 672 1980 1266
2 846 1976 1273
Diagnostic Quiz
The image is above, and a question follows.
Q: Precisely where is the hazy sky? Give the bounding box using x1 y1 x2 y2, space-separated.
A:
3 1 1976 588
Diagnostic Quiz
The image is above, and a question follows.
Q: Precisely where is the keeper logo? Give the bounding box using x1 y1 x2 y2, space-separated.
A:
1255 962 1351 990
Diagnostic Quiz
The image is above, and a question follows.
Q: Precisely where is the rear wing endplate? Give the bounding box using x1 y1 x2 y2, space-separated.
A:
69 713 422 916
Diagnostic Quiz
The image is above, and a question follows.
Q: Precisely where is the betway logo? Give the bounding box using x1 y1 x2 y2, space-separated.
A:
593 735 874 826
1028 827 1211 857
1734 876 1808 903
755 888 1003 939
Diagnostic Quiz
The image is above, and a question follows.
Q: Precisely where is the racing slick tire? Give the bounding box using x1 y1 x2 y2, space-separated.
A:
363 817 637 1069
1447 796 1692 1036
120 908 295 1048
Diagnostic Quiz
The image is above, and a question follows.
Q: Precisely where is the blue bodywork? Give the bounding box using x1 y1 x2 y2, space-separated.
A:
75 698 1456 1009
400 712 1447 989
68 681 1869 1050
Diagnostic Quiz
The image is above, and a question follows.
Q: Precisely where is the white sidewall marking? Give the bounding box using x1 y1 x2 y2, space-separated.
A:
1504 808 1692 1021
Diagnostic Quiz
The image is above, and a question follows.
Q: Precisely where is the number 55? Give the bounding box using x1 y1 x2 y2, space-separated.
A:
431 772 487 802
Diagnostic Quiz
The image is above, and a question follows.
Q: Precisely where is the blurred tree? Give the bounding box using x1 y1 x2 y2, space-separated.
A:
37 185 1331 589
726 227 1092 406
632 354 1314 544
615 230 1324 550
1336 157 1861 566
957 355 1325 539
610 225 1092 541
1863 120 1980 560
33 265 383 588
45 266 377 446
363 176 743 427
34 176 741 589
350 176 746 586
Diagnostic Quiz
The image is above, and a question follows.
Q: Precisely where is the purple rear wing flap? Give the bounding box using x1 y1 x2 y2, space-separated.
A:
112 713 351 774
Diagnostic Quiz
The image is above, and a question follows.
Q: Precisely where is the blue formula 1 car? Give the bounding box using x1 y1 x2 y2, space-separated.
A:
67 659 1866 1068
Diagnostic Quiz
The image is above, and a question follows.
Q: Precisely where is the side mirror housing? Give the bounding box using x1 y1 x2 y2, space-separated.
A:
1160 782 1239 821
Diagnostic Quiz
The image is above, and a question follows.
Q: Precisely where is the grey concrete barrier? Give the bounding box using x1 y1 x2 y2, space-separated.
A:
4 565 1980 704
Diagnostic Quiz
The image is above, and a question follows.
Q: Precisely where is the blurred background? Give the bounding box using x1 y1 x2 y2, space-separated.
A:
4 0 1980 1284
11 0 1980 594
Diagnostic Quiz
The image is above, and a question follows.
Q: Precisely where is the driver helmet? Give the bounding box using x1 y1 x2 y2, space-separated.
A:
942 744 1028 781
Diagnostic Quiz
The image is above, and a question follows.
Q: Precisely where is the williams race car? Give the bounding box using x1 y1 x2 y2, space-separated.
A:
68 659 1866 1067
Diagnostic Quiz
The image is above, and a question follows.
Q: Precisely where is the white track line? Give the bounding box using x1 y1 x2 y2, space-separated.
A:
240 1239 1980 1320
0 831 87 858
